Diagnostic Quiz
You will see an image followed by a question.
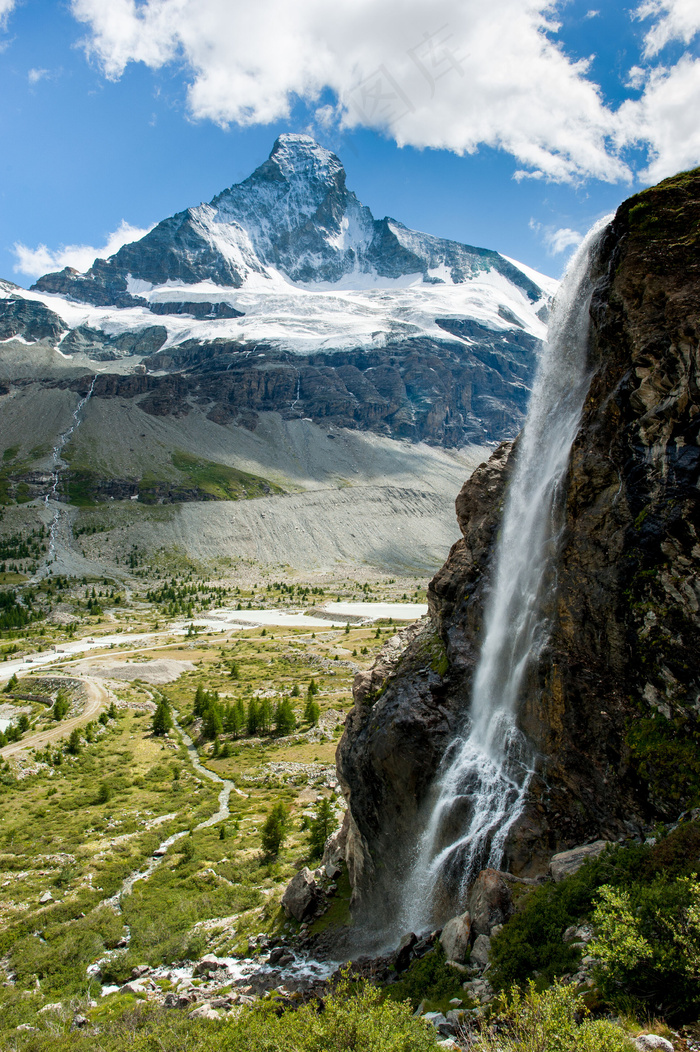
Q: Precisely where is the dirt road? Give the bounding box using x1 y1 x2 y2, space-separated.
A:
0 678 111 759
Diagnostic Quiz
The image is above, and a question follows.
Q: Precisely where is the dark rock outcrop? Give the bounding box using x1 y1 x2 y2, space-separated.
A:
337 168 700 914
0 298 66 343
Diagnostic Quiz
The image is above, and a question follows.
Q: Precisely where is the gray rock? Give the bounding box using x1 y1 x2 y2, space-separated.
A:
440 911 472 963
635 1036 674 1052
468 869 514 935
39 890 53 904
281 867 319 922
131 964 151 979
549 841 611 882
395 932 417 971
194 955 229 976
188 1004 222 1021
469 934 492 971
423 1012 447 1028
71 1015 88 1030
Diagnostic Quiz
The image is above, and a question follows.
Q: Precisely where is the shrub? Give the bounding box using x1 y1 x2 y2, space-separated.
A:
472 981 634 1052
386 943 464 1010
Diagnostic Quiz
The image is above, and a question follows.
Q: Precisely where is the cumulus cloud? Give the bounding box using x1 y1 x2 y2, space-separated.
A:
617 54 700 181
69 0 700 185
636 0 700 58
530 220 583 255
13 220 155 280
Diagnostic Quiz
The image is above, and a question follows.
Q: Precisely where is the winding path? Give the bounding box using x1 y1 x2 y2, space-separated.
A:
0 678 110 759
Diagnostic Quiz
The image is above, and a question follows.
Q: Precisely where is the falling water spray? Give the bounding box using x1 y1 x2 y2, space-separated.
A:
398 217 612 934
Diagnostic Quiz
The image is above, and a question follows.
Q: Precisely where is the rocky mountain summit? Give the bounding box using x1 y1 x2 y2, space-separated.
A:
337 167 700 920
33 134 544 305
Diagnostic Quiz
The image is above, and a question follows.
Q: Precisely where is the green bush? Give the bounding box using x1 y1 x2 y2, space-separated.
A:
385 943 464 1010
1 979 436 1051
490 823 700 1022
476 981 634 1052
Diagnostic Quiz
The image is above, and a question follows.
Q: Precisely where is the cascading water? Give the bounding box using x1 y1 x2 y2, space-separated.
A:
43 377 96 566
399 217 612 934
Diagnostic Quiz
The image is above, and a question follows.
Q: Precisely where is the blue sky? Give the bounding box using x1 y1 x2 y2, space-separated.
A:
1 0 699 284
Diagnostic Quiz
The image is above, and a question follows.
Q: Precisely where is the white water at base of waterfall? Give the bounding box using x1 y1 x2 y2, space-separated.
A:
43 377 95 566
398 216 612 936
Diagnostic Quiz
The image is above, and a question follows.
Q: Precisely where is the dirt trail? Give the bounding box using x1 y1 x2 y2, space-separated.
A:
0 678 110 759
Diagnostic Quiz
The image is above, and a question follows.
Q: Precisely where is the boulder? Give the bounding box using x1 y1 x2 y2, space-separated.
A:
281 867 319 922
440 911 472 963
423 1012 448 1029
549 841 611 882
395 932 417 971
194 955 229 976
635 1037 674 1052
131 964 151 979
188 1004 222 1021
38 1002 63 1014
39 891 53 904
468 870 513 935
469 934 491 971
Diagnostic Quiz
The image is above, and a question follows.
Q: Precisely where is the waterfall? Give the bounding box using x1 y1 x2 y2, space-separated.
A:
399 217 611 933
44 376 96 565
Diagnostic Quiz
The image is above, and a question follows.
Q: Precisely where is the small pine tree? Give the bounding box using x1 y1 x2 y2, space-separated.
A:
193 683 207 717
303 696 320 725
202 701 223 740
259 697 272 734
261 801 289 858
308 678 318 696
247 698 260 736
229 661 239 679
67 728 81 754
275 698 296 736
4 673 18 694
309 798 335 859
152 697 173 736
291 684 300 697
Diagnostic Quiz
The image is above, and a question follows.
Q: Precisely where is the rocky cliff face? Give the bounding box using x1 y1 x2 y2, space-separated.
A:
337 168 700 919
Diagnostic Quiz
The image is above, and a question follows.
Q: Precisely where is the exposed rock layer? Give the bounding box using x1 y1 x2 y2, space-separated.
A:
337 168 700 914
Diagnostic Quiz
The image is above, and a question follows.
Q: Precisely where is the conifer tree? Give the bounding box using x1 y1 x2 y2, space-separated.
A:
152 697 173 736
261 801 289 857
247 697 260 735
275 698 296 736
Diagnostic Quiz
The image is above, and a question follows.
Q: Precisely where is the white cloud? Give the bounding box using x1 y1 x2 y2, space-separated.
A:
12 220 155 280
0 0 16 28
68 0 700 185
617 54 700 182
530 219 583 254
546 227 583 253
28 68 50 85
636 0 700 58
